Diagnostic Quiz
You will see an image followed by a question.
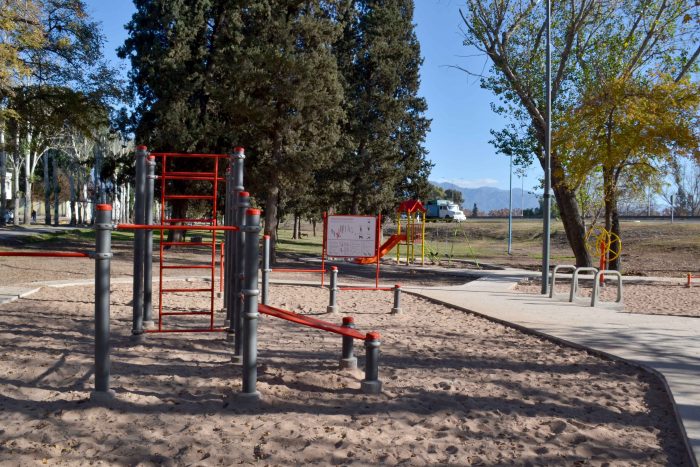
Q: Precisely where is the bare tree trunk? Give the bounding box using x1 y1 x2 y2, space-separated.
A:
23 136 32 225
264 179 280 264
44 150 51 225
312 219 317 237
292 214 298 239
552 167 591 267
0 122 6 227
68 167 76 226
53 154 59 226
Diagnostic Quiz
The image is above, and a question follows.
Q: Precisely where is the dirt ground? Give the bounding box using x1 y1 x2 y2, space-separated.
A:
0 282 690 466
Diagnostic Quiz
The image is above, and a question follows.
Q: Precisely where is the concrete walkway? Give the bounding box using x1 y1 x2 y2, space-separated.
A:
405 271 700 465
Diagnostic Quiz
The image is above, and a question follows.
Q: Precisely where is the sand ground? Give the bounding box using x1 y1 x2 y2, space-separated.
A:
0 279 691 466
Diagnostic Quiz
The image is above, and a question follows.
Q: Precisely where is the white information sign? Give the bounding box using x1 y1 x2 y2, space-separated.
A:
326 215 377 258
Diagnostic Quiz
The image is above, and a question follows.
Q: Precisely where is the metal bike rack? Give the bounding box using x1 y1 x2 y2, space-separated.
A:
550 265 576 299
569 267 598 303
591 270 623 307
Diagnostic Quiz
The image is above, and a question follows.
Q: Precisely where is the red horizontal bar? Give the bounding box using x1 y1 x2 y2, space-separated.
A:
160 175 223 182
259 304 366 340
160 241 213 247
145 328 227 333
0 251 90 258
271 268 326 273
161 311 212 316
118 224 238 231
164 195 214 200
340 286 393 291
163 171 216 177
161 288 213 293
163 218 214 224
161 265 213 270
150 152 229 158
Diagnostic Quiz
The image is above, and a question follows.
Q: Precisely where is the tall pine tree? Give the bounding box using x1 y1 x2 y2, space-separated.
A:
335 0 431 215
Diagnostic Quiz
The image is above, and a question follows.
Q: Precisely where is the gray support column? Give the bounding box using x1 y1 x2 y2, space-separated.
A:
361 332 382 394
391 284 401 314
131 145 147 341
223 166 233 309
225 148 245 321
261 235 271 305
340 317 357 370
232 191 250 357
91 204 115 401
241 208 261 399
327 266 339 314
143 155 155 328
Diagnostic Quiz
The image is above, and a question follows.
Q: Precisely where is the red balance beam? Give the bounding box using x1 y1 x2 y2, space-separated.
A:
258 304 366 340
117 224 239 232
0 251 90 258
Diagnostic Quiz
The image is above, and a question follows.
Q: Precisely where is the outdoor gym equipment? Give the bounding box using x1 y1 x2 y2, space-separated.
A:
0 204 115 401
585 225 622 285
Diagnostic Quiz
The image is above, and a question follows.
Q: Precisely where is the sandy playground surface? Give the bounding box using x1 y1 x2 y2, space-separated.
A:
0 280 691 465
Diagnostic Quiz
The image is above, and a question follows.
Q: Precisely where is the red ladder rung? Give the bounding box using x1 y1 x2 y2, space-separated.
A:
164 195 214 200
161 288 213 293
161 265 213 270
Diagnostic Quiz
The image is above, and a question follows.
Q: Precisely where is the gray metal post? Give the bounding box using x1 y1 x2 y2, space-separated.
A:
391 284 402 314
91 204 115 401
327 266 339 314
508 153 513 255
225 148 245 321
223 166 232 307
340 317 357 370
231 191 250 355
241 208 261 399
541 0 552 295
261 235 271 305
131 145 147 340
143 154 155 328
361 332 382 394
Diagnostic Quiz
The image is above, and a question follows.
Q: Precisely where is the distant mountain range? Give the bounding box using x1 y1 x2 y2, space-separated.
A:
432 181 540 213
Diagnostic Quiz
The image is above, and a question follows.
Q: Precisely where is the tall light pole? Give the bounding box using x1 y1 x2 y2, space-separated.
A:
508 153 513 255
540 0 552 295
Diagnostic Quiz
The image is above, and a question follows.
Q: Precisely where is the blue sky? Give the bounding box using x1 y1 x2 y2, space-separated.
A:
85 0 541 193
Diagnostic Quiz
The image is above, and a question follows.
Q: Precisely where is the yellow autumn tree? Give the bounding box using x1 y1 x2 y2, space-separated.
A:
557 73 700 269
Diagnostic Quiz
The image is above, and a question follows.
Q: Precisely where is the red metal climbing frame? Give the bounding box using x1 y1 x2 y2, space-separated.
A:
150 152 229 333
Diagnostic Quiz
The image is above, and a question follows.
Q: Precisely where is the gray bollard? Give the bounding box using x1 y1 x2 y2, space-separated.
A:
390 284 401 314
361 332 382 394
231 191 250 354
261 235 271 306
91 204 115 402
340 317 357 370
327 266 339 313
143 154 155 328
223 166 233 312
131 145 147 342
241 208 261 400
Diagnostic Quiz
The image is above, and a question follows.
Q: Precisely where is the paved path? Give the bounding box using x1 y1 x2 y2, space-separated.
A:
405 271 700 465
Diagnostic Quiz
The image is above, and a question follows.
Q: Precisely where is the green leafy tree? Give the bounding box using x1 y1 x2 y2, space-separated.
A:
335 0 431 215
222 1 346 261
444 189 464 206
460 0 700 267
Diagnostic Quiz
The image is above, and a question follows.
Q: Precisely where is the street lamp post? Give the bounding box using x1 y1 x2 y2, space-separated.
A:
540 0 552 295
508 153 513 255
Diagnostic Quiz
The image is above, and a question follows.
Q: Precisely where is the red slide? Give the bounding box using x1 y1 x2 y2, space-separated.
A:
354 234 406 264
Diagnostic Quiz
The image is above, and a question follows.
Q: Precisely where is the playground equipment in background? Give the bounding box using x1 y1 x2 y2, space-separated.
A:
688 273 699 288
585 225 622 285
395 199 426 265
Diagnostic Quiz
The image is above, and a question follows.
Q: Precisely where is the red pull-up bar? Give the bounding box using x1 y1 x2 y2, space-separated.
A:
117 224 239 232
